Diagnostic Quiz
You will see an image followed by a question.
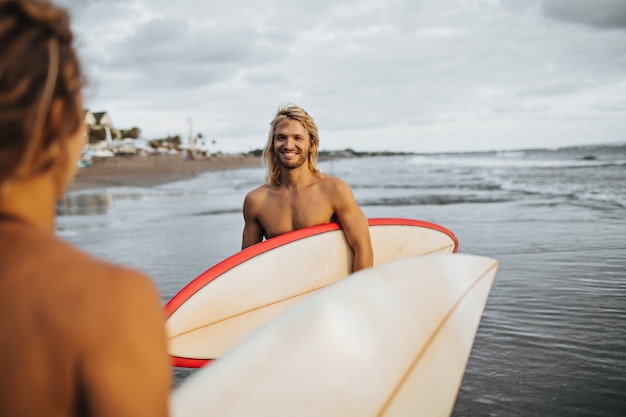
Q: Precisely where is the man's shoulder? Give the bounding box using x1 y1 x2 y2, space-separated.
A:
319 174 351 192
245 183 277 202
243 184 273 216
320 174 344 183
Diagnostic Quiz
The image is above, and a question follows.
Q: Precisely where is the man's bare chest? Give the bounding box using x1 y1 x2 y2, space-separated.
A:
259 192 334 238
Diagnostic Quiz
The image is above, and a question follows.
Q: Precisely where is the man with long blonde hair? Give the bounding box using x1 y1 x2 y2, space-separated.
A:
242 104 373 272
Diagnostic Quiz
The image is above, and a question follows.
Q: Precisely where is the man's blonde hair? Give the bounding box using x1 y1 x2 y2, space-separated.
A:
262 103 321 185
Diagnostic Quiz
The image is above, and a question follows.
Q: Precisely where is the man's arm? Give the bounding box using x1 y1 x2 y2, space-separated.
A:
242 192 265 249
330 179 373 272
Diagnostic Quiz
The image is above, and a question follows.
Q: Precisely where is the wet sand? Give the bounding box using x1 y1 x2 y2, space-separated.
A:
69 154 262 191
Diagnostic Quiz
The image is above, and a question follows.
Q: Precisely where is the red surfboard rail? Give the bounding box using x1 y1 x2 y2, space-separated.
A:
165 218 458 368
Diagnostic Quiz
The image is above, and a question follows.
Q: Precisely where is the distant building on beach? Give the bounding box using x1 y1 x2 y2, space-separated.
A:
83 109 96 126
84 109 121 145
82 110 192 159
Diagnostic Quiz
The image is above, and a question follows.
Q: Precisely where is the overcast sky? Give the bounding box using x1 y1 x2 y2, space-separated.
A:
56 0 626 153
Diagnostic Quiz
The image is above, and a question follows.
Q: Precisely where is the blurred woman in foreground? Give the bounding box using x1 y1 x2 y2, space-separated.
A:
0 1 171 415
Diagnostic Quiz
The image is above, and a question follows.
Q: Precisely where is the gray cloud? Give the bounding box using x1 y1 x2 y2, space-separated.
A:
542 0 626 29
111 17 257 68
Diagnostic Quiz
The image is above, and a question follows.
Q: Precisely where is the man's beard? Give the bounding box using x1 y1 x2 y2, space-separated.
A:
278 151 308 170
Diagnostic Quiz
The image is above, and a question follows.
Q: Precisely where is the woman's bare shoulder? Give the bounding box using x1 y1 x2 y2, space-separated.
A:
66 247 161 313
46 233 153 288
1 226 163 346
18 228 160 314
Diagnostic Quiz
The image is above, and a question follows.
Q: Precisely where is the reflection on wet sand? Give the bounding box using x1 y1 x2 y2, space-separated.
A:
58 188 198 216
58 192 113 215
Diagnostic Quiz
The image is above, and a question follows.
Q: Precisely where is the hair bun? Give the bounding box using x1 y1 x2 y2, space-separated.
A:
1 0 73 43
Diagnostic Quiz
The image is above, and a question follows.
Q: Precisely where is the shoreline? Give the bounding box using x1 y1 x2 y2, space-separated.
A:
67 150 410 193
68 154 263 192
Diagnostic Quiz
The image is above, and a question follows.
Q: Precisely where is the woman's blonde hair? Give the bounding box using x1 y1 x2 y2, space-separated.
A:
262 103 321 185
0 0 83 182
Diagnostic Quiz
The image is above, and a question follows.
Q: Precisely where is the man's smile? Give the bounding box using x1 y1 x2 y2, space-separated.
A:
281 151 299 158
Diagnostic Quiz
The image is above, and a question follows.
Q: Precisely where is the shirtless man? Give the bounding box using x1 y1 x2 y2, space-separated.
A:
242 104 373 272
0 1 170 416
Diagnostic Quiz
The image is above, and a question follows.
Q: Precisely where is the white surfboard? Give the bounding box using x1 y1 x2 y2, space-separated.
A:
171 253 498 417
165 218 458 367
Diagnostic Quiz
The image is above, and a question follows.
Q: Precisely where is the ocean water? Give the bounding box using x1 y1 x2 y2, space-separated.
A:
57 142 626 416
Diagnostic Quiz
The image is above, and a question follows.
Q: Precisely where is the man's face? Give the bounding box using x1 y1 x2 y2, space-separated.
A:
273 119 310 170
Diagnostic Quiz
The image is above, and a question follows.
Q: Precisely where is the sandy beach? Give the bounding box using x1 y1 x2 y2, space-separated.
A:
69 154 262 191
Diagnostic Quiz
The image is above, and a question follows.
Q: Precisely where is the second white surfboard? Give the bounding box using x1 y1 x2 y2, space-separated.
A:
172 253 498 417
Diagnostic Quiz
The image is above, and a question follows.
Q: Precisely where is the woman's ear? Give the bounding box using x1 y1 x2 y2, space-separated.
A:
46 98 64 138
36 99 67 167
